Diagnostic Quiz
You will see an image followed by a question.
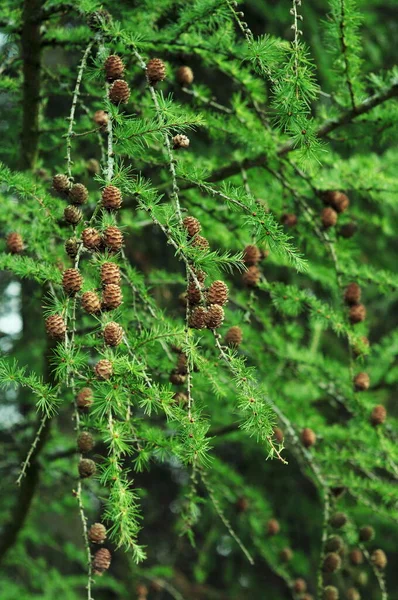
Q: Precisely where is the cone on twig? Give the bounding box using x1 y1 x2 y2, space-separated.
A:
53 173 70 194
6 232 24 254
94 359 113 380
77 431 95 453
89 523 107 544
109 80 130 104
146 58 166 85
93 110 108 129
62 268 83 295
81 291 101 315
64 205 82 225
69 183 88 205
176 65 194 86
77 387 93 409
102 185 122 210
78 458 96 478
370 405 386 426
104 55 125 81
101 262 121 285
103 321 123 346
225 326 243 347
102 284 123 310
92 548 111 575
207 281 229 306
45 314 66 339
82 228 102 250
103 226 123 251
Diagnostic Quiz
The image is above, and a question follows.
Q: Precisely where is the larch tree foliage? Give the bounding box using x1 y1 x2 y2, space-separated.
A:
0 0 397 599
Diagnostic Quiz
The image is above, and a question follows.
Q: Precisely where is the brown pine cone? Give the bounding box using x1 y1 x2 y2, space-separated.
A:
206 304 224 329
243 244 261 266
192 269 207 283
69 183 88 205
322 552 342 573
187 281 202 305
93 548 111 575
323 587 339 600
225 326 243 347
349 549 363 566
242 265 260 287
344 283 361 305
103 321 123 346
146 58 166 85
77 387 93 409
301 427 316 448
88 522 107 544
81 291 101 315
371 549 387 570
87 158 100 175
77 431 95 453
273 427 284 443
280 548 293 562
173 392 188 404
170 370 186 385
6 232 24 254
207 281 229 306
354 372 370 391
339 222 357 238
82 227 102 250
53 173 70 194
325 536 344 552
321 207 338 228
293 579 307 594
136 584 148 598
349 304 366 324
104 55 125 81
93 110 109 129
183 216 201 237
102 284 123 310
45 314 66 339
329 512 348 528
101 262 121 285
189 306 208 329
102 185 122 210
78 458 96 478
359 525 374 542
62 268 83 295
172 134 190 149
267 518 280 536
192 235 209 251
64 205 82 225
323 190 350 213
65 238 78 258
95 359 113 380
109 79 130 104
103 226 123 252
176 65 194 85
346 588 360 600
281 213 298 227
370 404 386 426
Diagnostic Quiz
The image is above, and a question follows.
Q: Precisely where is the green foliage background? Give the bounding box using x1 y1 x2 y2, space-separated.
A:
0 0 397 599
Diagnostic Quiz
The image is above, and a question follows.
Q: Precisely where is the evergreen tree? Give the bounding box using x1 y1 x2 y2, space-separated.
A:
0 1 397 598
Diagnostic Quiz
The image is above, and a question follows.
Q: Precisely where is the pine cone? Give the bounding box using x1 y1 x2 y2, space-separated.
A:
93 110 109 129
344 283 361 305
93 547 111 575
346 588 360 600
103 226 123 251
89 522 107 544
169 370 186 385
371 549 387 570
53 173 70 194
273 427 284 443
6 232 24 254
187 281 202 305
281 213 298 227
173 392 188 404
62 268 83 295
81 291 101 315
301 427 316 448
65 238 78 258
354 372 370 391
82 227 102 250
280 548 293 562
267 518 280 536
323 587 339 600
87 158 100 175
329 512 348 528
64 205 82 225
95 359 113 380
176 352 188 375
136 584 148 598
109 79 130 104
192 235 209 250
101 262 121 285
349 549 363 566
189 306 208 329
207 281 229 306
102 284 123 310
339 222 357 238
225 326 243 347
293 579 307 594
325 535 344 552
103 321 123 346
104 55 125 81
359 525 374 542
349 304 366 324
206 304 224 329
78 458 96 478
69 183 88 205
172 134 190 149
45 314 66 339
243 245 261 266
183 216 201 237
242 265 260 287
370 404 386 426
321 207 338 228
146 58 166 85
322 552 342 573
176 65 194 85
192 269 207 283
323 190 350 213
77 387 93 409
77 431 95 453
102 185 122 210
